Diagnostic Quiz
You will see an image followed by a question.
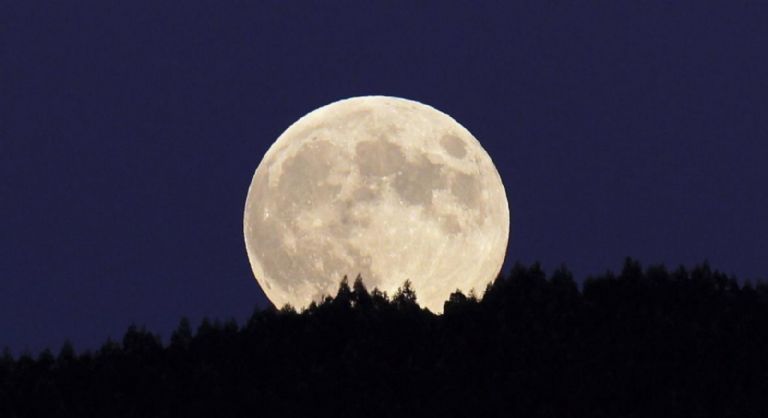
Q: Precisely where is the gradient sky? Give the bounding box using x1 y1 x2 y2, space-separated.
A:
3 1 768 353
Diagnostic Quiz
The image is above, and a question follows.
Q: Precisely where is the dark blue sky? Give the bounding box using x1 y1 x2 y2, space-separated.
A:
3 1 768 353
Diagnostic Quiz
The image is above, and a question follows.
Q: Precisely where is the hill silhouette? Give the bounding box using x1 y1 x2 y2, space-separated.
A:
2 259 768 417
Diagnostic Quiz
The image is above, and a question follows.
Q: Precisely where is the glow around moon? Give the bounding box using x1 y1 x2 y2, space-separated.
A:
244 96 509 313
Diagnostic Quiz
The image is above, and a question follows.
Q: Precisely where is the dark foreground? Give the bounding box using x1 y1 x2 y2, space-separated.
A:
2 259 768 417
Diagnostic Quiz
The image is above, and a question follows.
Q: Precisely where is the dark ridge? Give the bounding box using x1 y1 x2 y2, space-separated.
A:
2 259 768 417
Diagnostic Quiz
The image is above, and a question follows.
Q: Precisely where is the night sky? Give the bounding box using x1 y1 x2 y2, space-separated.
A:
3 2 767 353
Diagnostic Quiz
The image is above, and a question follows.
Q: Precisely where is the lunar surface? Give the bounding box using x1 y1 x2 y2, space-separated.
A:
244 96 509 313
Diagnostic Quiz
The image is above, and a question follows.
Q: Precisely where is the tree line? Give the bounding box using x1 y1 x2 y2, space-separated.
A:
2 259 768 417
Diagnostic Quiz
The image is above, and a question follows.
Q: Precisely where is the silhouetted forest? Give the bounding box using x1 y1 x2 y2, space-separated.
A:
3 259 768 417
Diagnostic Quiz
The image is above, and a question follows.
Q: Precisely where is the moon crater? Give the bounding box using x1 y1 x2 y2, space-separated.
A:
441 134 468 159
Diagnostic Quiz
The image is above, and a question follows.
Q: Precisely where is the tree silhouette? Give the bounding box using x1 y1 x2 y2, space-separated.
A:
2 261 768 417
170 317 193 350
351 274 372 309
392 279 418 311
333 275 353 309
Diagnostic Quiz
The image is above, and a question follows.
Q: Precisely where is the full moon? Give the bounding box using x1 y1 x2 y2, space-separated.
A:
244 96 509 313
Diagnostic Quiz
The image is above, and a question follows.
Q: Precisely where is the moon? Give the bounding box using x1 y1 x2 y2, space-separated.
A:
244 96 509 313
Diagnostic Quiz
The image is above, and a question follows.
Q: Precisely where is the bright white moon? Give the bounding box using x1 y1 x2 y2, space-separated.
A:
244 96 509 313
